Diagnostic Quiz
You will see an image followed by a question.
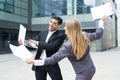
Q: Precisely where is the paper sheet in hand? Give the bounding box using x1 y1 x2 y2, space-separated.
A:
9 44 33 61
18 24 26 45
91 3 114 20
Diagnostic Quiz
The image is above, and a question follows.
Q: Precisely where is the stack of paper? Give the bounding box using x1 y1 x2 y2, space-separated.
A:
9 24 34 61
9 44 33 61
91 3 114 20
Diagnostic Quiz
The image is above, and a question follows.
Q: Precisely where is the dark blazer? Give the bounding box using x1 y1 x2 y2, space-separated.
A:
44 28 103 74
32 30 66 70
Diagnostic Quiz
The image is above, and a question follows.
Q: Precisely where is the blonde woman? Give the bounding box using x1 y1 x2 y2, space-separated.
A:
26 16 106 80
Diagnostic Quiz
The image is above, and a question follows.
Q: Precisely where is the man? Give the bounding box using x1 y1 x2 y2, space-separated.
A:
27 16 66 80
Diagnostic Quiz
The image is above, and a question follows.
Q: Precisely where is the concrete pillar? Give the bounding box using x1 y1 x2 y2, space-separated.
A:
67 0 73 15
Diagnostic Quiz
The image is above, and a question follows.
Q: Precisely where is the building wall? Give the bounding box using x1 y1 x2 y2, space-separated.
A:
31 0 118 51
0 0 30 53
0 0 119 53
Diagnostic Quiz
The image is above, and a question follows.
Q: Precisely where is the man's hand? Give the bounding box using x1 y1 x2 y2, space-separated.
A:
18 39 23 45
28 39 38 45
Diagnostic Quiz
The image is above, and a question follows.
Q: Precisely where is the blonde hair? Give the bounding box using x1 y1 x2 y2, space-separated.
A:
66 19 90 60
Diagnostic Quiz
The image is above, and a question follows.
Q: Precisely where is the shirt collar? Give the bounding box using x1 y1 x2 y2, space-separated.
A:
49 30 57 34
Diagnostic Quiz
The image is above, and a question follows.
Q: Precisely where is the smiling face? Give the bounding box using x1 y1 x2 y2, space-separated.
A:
48 18 60 31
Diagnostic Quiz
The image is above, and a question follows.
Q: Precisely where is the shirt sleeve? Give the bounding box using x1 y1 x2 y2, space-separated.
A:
34 60 45 66
85 19 104 41
98 20 104 29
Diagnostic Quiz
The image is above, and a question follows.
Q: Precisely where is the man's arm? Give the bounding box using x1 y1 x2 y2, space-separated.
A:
38 33 66 52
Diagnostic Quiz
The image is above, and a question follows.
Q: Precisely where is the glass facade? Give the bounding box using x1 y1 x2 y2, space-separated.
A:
0 28 18 53
32 0 91 17
0 0 118 53
14 0 28 17
32 0 66 17
77 0 91 14
0 0 29 53
0 0 14 13
32 0 118 51
0 0 28 17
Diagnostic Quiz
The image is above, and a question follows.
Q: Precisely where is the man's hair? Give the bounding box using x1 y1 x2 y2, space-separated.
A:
51 16 63 25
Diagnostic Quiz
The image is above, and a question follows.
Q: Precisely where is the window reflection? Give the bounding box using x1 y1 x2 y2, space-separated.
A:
0 0 28 17
32 0 92 17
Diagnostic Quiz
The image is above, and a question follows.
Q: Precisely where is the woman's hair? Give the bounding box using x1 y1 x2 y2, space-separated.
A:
65 19 90 60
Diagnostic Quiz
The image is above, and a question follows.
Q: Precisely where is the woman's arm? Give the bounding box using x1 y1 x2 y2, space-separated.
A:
25 42 72 66
86 15 106 41
98 15 106 29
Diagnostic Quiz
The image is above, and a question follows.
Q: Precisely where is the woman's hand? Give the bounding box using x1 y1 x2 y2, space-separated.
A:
25 59 45 66
101 15 106 21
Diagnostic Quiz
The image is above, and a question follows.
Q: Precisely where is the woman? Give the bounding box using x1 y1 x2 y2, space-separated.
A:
26 16 106 80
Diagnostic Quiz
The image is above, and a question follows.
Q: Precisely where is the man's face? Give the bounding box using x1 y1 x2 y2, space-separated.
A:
48 18 60 31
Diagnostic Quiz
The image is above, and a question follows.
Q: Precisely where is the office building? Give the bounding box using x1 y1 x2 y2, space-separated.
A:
32 0 118 51
0 0 119 53
0 0 31 53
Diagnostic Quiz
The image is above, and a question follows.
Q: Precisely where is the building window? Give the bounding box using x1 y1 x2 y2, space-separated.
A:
5 3 13 13
0 0 14 13
32 0 91 17
32 0 67 17
0 2 4 10
14 0 28 17
6 0 14 5
0 0 28 17
77 0 91 14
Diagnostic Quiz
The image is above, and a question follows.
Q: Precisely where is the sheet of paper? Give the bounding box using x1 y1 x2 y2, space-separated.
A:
18 24 26 45
9 44 33 61
91 3 114 20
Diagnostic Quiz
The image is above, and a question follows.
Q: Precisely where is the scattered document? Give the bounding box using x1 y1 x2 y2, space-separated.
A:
9 44 33 61
91 3 114 20
18 24 26 45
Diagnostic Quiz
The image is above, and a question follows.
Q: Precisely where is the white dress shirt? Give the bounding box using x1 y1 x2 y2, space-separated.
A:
40 30 56 60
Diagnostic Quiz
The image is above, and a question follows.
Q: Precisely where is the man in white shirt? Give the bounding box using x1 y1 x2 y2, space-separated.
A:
27 16 66 80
